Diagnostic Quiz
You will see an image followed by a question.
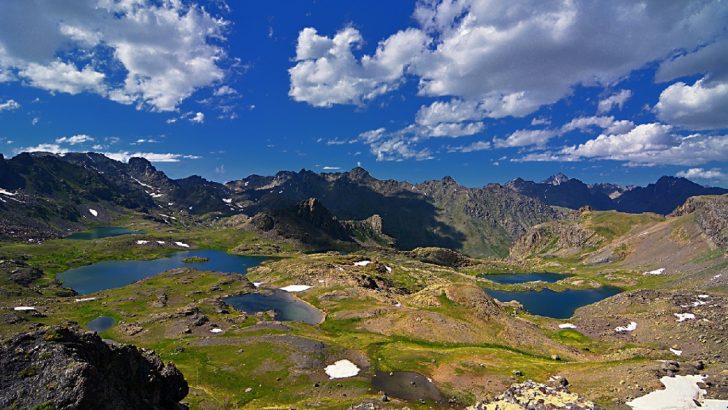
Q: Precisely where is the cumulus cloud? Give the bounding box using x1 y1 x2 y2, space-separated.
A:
189 112 205 124
56 134 94 145
17 143 68 155
518 124 728 166
0 99 20 111
676 168 726 182
655 79 728 130
0 0 229 111
597 89 632 114
289 27 429 107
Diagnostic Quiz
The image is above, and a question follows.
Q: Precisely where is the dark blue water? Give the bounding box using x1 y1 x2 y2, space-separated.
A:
57 250 267 294
224 290 323 325
484 287 621 318
482 272 570 284
87 316 116 333
66 227 143 240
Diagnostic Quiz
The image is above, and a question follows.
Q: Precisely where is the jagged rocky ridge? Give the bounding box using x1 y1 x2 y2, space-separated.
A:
671 194 728 248
507 173 727 214
0 325 188 409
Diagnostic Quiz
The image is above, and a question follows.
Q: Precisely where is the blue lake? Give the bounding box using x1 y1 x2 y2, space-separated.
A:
224 290 324 325
57 250 267 294
484 286 621 319
481 272 570 284
65 227 143 240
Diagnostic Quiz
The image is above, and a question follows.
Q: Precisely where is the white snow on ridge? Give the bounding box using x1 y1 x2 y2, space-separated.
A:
223 198 233 204
174 241 190 248
324 360 360 379
675 313 696 322
615 321 637 333
627 375 728 410
280 285 311 292
0 188 17 196
354 261 372 266
88 208 98 217
645 268 665 275
559 323 577 329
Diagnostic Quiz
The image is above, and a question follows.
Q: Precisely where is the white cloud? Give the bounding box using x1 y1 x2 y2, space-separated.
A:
0 99 20 111
676 167 726 182
213 85 237 96
322 166 341 170
190 112 205 124
560 116 635 135
102 152 201 163
288 27 429 107
17 143 68 155
494 129 556 148
56 134 94 145
447 140 490 153
655 78 728 130
518 123 728 166
597 89 632 114
0 0 229 111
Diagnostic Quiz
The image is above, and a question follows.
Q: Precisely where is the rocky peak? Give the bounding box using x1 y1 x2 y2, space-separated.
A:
347 166 371 181
441 175 457 185
128 157 156 175
544 172 570 186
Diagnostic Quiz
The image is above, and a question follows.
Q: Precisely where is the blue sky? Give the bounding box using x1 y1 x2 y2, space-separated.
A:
0 0 727 187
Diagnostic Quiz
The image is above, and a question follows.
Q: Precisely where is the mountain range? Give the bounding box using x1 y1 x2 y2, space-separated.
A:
1 151 725 257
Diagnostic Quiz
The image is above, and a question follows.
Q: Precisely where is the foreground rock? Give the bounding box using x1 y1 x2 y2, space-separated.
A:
0 325 188 409
467 380 595 409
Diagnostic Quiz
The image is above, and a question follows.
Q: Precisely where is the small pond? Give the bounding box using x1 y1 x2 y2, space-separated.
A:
87 316 116 333
484 286 621 318
57 250 267 294
481 272 571 284
65 227 143 240
371 371 446 404
224 290 324 325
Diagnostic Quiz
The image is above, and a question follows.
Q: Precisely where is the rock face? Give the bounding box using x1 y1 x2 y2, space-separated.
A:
671 194 728 248
0 325 188 409
467 380 596 409
510 221 603 259
406 247 476 267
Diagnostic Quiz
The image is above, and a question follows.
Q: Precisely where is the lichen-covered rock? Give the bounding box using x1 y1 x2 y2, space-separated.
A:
467 380 596 410
510 222 603 260
0 325 188 409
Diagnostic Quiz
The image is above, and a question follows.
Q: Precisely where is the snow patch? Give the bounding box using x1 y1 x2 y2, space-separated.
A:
210 328 223 334
615 321 637 333
675 313 695 322
136 240 149 245
354 261 372 266
385 265 392 273
13 306 36 311
280 285 311 292
252 282 263 288
156 241 166 245
559 323 577 329
644 268 665 275
698 295 710 299
324 360 360 379
670 348 683 356
0 188 17 196
627 375 728 410
223 198 233 204
74 297 97 303
174 242 190 248
88 209 98 217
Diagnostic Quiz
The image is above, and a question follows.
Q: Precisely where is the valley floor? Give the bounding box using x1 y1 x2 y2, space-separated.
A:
1 207 726 409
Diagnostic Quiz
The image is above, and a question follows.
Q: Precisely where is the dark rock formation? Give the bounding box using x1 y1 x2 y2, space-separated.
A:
406 247 476 267
0 325 188 409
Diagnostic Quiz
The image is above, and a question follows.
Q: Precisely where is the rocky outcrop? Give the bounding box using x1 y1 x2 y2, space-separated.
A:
467 380 595 409
406 247 476 267
510 222 603 259
671 194 728 248
0 325 188 409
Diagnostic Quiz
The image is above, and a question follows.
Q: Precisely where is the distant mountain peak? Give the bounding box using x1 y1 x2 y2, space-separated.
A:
128 157 156 173
544 173 570 186
347 166 371 180
442 175 457 185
